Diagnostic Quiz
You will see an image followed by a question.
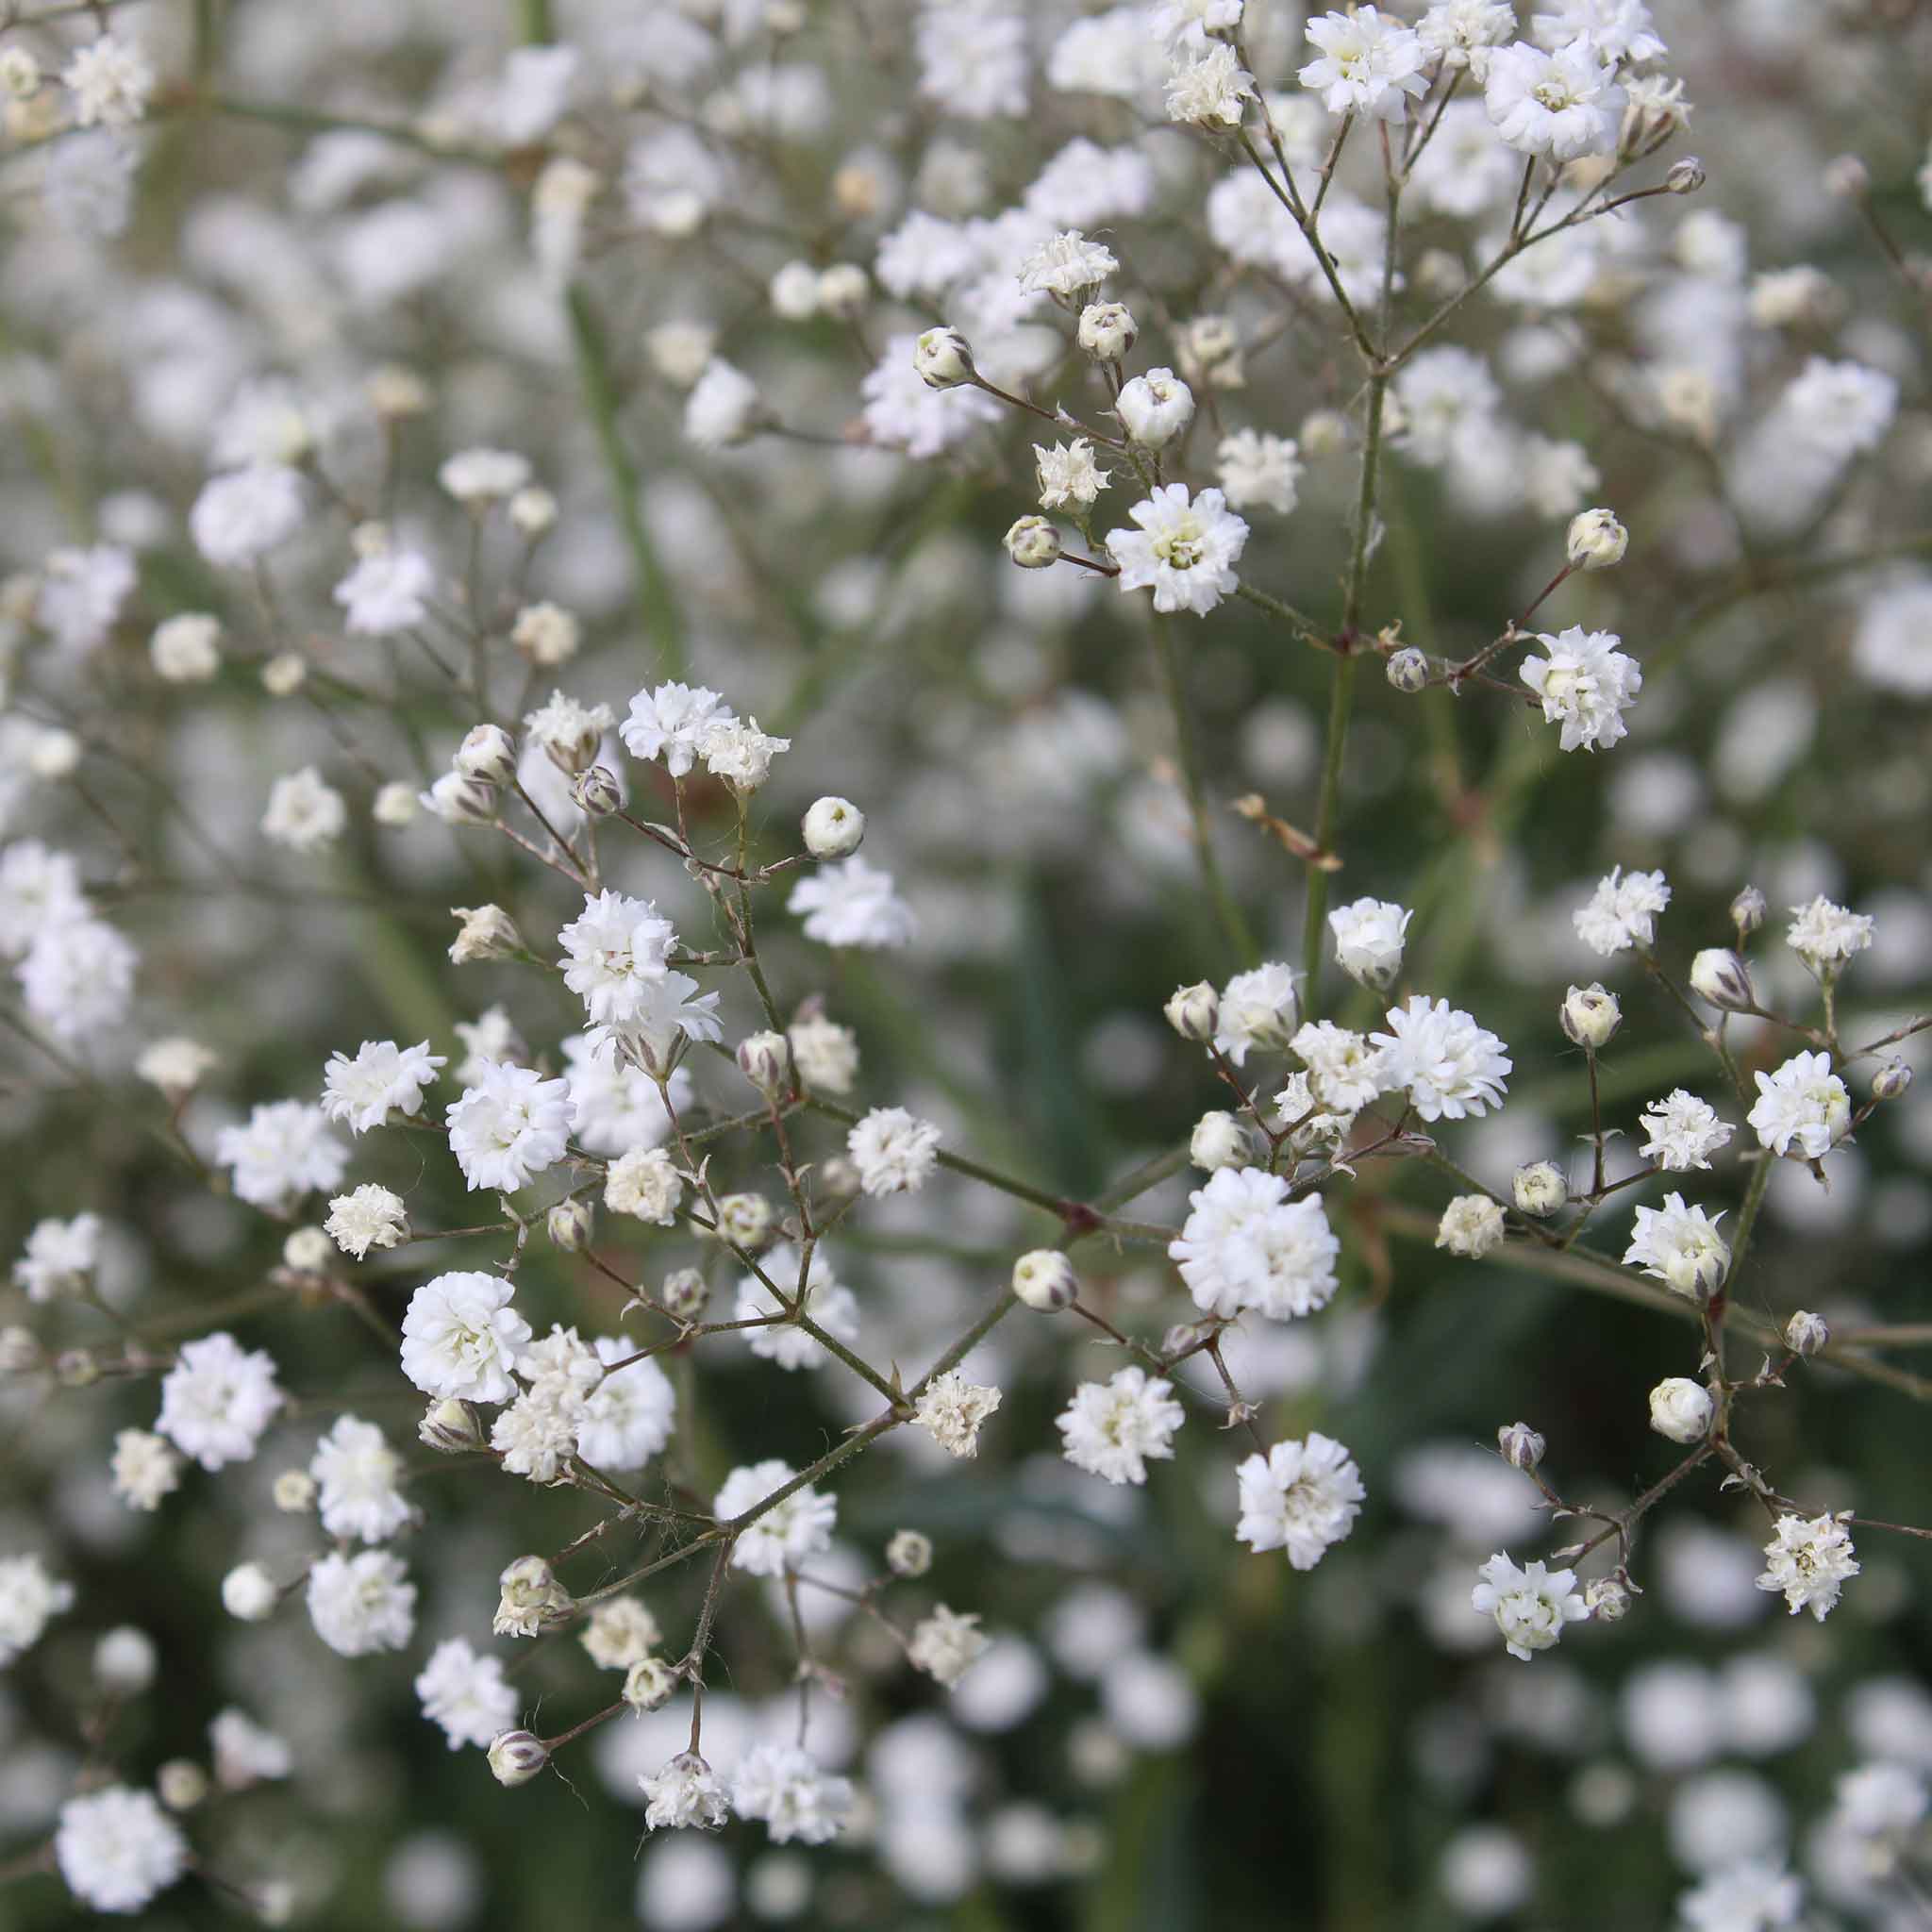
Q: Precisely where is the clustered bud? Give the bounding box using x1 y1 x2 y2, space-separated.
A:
1730 886 1766 937
912 325 974 389
1004 515 1063 569
1784 1309 1830 1357
1560 983 1623 1050
736 1030 792 1097
1163 981 1219 1042
1512 1161 1568 1218
547 1198 593 1252
802 795 865 859
1012 1248 1077 1311
1689 948 1754 1012
887 1528 934 1577
488 1730 549 1788
1497 1422 1546 1471
1386 646 1430 692
1872 1061 1912 1102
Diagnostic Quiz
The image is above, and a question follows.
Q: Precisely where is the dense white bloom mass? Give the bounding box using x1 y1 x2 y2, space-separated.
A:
400 1271 531 1403
13 1211 102 1303
322 1038 445 1133
1328 897 1411 990
1484 39 1625 159
1235 1434 1365 1569
1299 8 1428 123
1472 1553 1589 1660
216 1100 347 1210
558 891 678 1025
1169 1166 1341 1320
731 1741 856 1846
1747 1052 1850 1160
1057 1367 1186 1485
1520 626 1642 751
446 1059 575 1191
1676 1860 1803 1932
1756 1513 1858 1622
735 1244 861 1372
309 1414 410 1542
576 1336 677 1470
1785 895 1873 976
1371 995 1511 1121
1214 961 1303 1064
54 1786 187 1915
1105 484 1249 616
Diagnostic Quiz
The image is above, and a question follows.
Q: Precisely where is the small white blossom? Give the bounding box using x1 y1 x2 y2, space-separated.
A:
1437 1194 1507 1258
1649 1375 1714 1443
731 1741 856 1846
306 1549 416 1657
1035 438 1110 508
1471 1552 1589 1660
0 1554 75 1664
1785 896 1873 977
399 1271 531 1404
262 767 347 853
325 1184 408 1258
155 1332 283 1471
1520 626 1642 751
1214 961 1303 1063
1017 229 1119 296
641 1752 730 1832
713 1459 837 1576
445 1059 574 1193
1371 995 1512 1121
1235 1434 1365 1569
1216 428 1303 513
1624 1192 1731 1300
1637 1091 1734 1172
789 856 917 949
1058 1366 1186 1485
1755 1513 1858 1622
1574 865 1671 957
1299 8 1428 123
908 1604 991 1687
914 1372 1003 1458
322 1039 445 1134
605 1146 684 1224
1170 1166 1341 1320
54 1787 186 1915
415 1638 520 1751
110 1429 181 1511
1165 42 1256 125
1485 39 1625 160
1747 1052 1850 1161
1329 897 1412 991
310 1415 409 1543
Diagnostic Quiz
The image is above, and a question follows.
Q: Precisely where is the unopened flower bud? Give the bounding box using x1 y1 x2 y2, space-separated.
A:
1823 154 1869 199
1784 1309 1830 1357
1872 1061 1912 1102
1730 886 1766 937
1077 300 1137 362
273 1471 316 1513
449 904 523 964
1689 948 1754 1013
1116 368 1195 449
547 1198 593 1252
1163 981 1219 1042
1566 508 1628 570
737 1029 792 1097
1497 1422 1546 1471
1665 156 1706 195
261 653 306 697
1561 983 1623 1049
488 1730 549 1788
658 1267 708 1321
56 1348 99 1388
1436 1194 1506 1258
1512 1161 1568 1218
282 1226 330 1274
1190 1109 1253 1173
886 1529 933 1577
912 326 974 389
508 486 558 537
624 1657 680 1713
571 766 622 818
1004 515 1062 569
1648 1375 1714 1444
494 1556 573 1639
1585 1576 1631 1623
802 795 865 859
711 1192 775 1252
158 1760 209 1811
814 1156 862 1202
1386 647 1429 692
1012 1248 1076 1311
373 780 418 827
418 1397 486 1455
424 771 499 826
455 724 518 786
221 1563 278 1622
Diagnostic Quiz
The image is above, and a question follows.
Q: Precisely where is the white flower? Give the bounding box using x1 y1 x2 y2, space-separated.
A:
523 692 614 775
908 1604 990 1687
62 35 155 128
582 1597 661 1671
399 1271 531 1403
1115 369 1196 450
590 974 724 1077
1371 994 1512 1121
1785 896 1873 976
1035 438 1110 508
731 1741 856 1846
860 333 1002 458
135 1036 218 1098
491 1325 603 1485
1165 42 1256 125
1676 1859 1803 1932
306 1549 416 1657
150 612 222 682
605 1146 684 1224
445 1059 574 1192
1299 8 1428 123
686 359 767 448
1649 1376 1714 1443
1484 39 1625 160
1520 626 1642 751
1291 1019 1389 1113
1624 1192 1731 1300
1214 961 1303 1063
1471 1552 1589 1660
714 1459 837 1576
325 1183 408 1258
1638 1091 1734 1173
493 1556 571 1639
1755 1513 1858 1622
155 1332 284 1470
190 466 306 568
0 1554 75 1664
789 1014 859 1094
620 683 736 776
262 766 347 853
1100 477 1248 616
13 1211 101 1302
54 1787 186 1915
558 890 678 1027
1169 1166 1341 1320
1574 865 1671 957
1418 1 1516 71
1834 1762 1928 1853
0 841 90 959
1216 429 1303 513
309 1415 409 1543
641 1752 730 1831
1235 1434 1365 1569
576 1335 676 1471
37 542 134 655
1532 0 1665 64
1057 1366 1186 1484
332 548 436 635
914 1372 1003 1457
1018 229 1119 296
735 1243 862 1372
1437 1194 1507 1257
439 448 531 504
1747 1052 1850 1161
563 1034 688 1154
322 1038 445 1133
789 856 917 949
16 915 139 1044
415 1638 519 1751
110 1428 181 1511
1329 897 1412 990
1852 578 1932 695
1153 0 1245 50
847 1106 942 1195
701 717 791 791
